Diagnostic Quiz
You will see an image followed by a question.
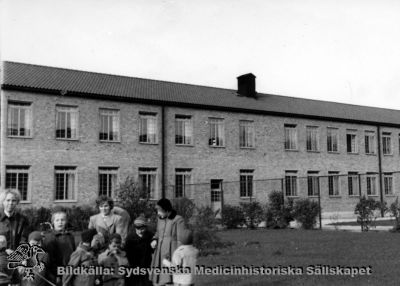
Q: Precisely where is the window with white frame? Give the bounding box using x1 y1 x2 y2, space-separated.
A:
210 179 222 202
209 118 224 147
346 130 357 153
99 109 120 141
175 115 193 145
139 113 157 143
139 168 157 199
239 120 255 148
5 166 30 201
175 169 192 198
348 172 359 196
55 167 77 201
382 132 392 155
365 131 376 155
284 124 297 150
306 126 319 151
56 106 78 139
99 167 118 197
7 102 32 137
366 173 377 196
240 170 254 197
285 171 297 197
327 128 338 153
328 171 340 196
307 171 320 196
384 173 393 195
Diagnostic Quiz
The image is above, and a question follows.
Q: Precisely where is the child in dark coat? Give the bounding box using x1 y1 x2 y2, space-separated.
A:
0 235 11 286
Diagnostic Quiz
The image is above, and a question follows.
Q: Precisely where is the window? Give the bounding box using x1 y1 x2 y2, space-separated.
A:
209 118 224 147
382 132 392 155
384 173 393 195
306 126 319 151
56 106 78 139
210 180 222 202
5 166 29 201
175 169 192 198
139 113 157 143
175 115 193 145
99 167 118 197
348 172 359 196
240 170 254 197
307 171 320 196
284 124 297 150
7 102 32 137
365 131 376 154
239 120 255 148
346 130 357 153
328 171 340 196
327 128 338 152
285 171 297 197
139 168 157 199
55 167 77 201
366 173 377 196
99 109 120 141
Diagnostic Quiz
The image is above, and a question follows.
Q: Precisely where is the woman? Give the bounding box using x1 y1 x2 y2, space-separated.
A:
0 189 29 253
88 195 125 246
150 198 186 286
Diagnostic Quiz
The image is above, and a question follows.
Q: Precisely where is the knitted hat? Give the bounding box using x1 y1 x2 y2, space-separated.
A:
134 216 147 227
156 198 173 212
28 231 43 242
178 229 193 245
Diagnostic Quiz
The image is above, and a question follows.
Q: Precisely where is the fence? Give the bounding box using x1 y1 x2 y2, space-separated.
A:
163 171 400 219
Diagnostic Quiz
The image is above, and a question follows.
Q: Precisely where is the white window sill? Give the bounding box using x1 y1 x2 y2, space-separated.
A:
99 140 121 143
55 138 79 141
327 151 339 154
328 196 341 198
240 146 256 150
306 150 320 153
7 135 33 139
349 195 360 197
284 149 298 152
365 153 376 156
176 144 194 147
347 152 359 155
139 142 158 145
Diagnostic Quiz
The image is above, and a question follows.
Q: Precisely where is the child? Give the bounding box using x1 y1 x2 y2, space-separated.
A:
0 235 11 286
163 229 198 286
20 231 49 286
42 207 76 285
63 229 98 286
98 233 129 286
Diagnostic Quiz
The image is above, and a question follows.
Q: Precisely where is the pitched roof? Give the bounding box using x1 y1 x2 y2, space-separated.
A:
2 61 400 127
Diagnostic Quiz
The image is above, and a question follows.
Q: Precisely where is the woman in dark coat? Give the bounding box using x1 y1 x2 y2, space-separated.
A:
150 199 186 286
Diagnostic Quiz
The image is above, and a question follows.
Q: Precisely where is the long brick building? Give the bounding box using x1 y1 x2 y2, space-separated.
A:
1 61 400 218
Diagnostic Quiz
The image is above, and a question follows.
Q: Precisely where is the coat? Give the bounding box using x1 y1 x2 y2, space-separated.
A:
63 243 97 286
150 210 186 286
0 210 29 250
98 249 129 286
20 252 49 286
88 213 124 244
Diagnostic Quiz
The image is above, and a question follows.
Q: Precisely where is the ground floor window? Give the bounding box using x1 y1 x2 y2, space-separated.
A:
6 166 30 201
55 167 77 201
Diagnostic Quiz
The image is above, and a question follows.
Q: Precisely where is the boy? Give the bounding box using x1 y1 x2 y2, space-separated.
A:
0 235 11 286
63 229 98 286
163 229 198 286
42 207 76 285
98 233 129 286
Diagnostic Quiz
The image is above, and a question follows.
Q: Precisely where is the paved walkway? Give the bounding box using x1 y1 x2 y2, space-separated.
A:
320 217 393 232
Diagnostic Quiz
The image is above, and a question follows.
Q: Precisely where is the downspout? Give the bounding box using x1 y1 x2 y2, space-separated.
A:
161 105 166 198
377 125 384 216
0 90 5 189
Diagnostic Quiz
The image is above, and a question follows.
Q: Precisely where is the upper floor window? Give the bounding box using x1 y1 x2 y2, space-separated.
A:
99 167 118 197
307 171 320 196
382 132 392 155
99 109 120 142
239 120 255 148
139 168 157 199
284 124 297 150
240 169 254 197
306 126 319 151
175 115 193 145
56 105 78 140
365 131 376 155
7 102 32 137
139 113 157 144
285 171 297 197
327 128 338 152
175 169 192 198
6 166 30 201
346 130 357 153
55 167 77 201
209 118 224 147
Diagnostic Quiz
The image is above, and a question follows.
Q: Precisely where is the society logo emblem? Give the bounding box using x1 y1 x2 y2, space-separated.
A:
7 243 45 281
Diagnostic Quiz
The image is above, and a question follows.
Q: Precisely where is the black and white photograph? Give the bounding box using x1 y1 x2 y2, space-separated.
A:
1 0 400 285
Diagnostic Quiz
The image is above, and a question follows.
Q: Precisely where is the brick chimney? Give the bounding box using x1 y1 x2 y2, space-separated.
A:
237 73 256 98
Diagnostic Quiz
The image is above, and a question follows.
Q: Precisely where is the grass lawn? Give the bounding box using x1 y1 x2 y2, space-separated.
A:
196 229 400 286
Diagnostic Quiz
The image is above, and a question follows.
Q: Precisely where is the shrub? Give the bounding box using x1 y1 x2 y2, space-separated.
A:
240 201 264 229
66 205 97 231
265 191 294 229
172 197 196 224
389 197 400 232
355 196 382 232
21 207 52 233
292 199 320 229
221 205 245 229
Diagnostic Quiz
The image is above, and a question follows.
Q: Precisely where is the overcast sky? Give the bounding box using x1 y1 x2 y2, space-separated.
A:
1 0 400 110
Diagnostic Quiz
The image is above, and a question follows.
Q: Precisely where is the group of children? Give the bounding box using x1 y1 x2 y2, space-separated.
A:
0 205 198 286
